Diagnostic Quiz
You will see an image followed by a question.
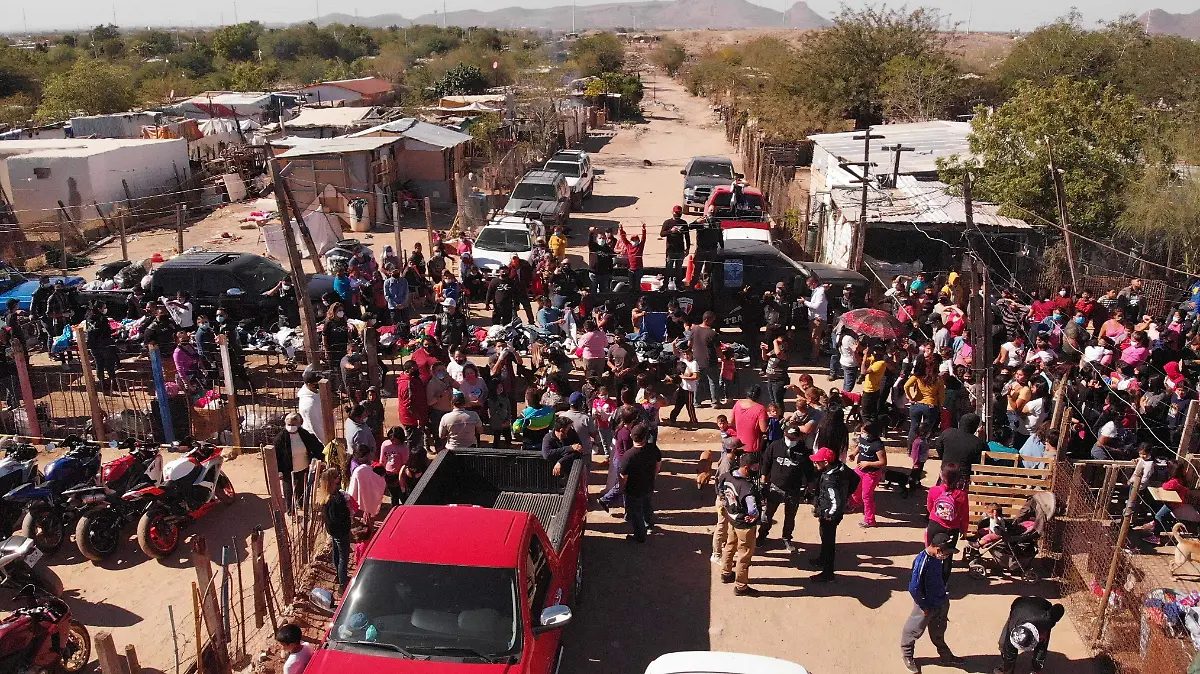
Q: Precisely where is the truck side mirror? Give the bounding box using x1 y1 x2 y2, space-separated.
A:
533 605 572 634
679 169 686 175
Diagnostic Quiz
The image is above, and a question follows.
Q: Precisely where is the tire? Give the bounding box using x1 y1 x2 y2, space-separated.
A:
28 563 65 598
573 549 584 605
137 509 180 559
59 620 91 673
968 562 988 580
22 508 65 554
75 509 122 562
215 474 236 506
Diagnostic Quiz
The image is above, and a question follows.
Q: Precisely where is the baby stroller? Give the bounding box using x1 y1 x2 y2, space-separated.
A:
963 491 1057 581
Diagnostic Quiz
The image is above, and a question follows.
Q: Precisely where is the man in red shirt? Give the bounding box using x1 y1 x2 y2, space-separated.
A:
619 223 647 293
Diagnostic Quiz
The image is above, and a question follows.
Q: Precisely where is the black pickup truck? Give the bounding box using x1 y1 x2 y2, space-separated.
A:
592 239 870 330
77 252 334 322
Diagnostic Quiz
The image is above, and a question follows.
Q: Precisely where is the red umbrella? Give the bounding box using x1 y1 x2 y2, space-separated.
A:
839 308 908 341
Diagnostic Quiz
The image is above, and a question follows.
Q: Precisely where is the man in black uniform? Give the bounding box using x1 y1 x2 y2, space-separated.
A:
661 205 691 284
485 267 516 326
810 447 858 582
995 597 1065 674
718 452 763 596
435 298 469 352
758 425 813 553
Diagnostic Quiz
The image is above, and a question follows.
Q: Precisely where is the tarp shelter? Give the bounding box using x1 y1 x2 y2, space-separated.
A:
172 91 300 122
190 118 262 161
263 199 343 261
284 107 382 139
350 118 472 205
69 112 164 139
296 77 394 106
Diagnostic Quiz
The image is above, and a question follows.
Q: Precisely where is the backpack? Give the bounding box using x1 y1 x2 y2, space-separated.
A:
931 490 959 526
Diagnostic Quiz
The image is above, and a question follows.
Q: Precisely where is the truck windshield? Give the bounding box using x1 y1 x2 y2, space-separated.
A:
544 161 580 178
689 161 734 180
511 183 559 201
329 560 521 660
233 257 288 294
476 228 532 253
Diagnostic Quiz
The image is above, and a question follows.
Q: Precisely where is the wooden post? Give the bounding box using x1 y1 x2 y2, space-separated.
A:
57 208 67 274
261 438 283 514
175 204 185 254
1095 472 1142 643
233 534 247 659
1050 375 1067 433
424 197 433 255
318 379 337 447
281 180 325 274
94 630 122 674
124 644 142 674
191 537 224 650
250 528 265 629
363 327 382 392
393 201 403 262
271 509 296 603
454 172 468 231
191 582 204 674
72 324 106 443
1045 137 1080 296
268 158 320 368
148 344 175 444
117 211 128 261
1179 402 1200 460
217 335 242 453
11 339 41 438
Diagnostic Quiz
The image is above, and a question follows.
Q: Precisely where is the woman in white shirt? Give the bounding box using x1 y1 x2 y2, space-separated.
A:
668 346 700 427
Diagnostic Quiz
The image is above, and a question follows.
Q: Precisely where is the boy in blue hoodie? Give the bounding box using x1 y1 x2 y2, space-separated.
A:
900 532 962 673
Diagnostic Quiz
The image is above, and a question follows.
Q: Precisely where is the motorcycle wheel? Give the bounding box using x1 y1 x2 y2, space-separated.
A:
58 620 91 673
137 510 180 559
22 508 65 554
215 475 236 506
28 563 65 598
75 509 122 562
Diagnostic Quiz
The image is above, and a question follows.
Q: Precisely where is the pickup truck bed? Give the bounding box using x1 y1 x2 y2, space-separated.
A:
405 448 582 552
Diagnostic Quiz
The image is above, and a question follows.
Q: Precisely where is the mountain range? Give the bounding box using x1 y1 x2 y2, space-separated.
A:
317 0 831 31
1139 8 1200 40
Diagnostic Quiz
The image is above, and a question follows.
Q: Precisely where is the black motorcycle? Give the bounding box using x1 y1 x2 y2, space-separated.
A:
70 440 164 561
8 437 102 553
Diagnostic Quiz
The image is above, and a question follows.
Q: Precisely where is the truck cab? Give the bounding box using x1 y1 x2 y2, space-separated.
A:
308 448 587 674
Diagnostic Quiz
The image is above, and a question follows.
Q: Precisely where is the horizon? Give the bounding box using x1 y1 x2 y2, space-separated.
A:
1 0 1195 36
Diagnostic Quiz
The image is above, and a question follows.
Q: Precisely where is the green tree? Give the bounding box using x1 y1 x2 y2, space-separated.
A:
571 33 625 77
432 63 488 96
335 25 379 62
0 45 38 98
90 24 120 42
1117 165 1200 272
585 72 643 118
35 58 134 122
212 22 263 62
260 28 304 61
879 54 960 122
131 30 177 57
171 44 215 77
939 77 1150 235
651 39 687 76
228 61 279 91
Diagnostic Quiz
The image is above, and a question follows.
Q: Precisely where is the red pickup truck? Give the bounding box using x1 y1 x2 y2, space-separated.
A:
306 448 587 674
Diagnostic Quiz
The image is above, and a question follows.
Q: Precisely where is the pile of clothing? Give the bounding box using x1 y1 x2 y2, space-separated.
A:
1144 588 1200 649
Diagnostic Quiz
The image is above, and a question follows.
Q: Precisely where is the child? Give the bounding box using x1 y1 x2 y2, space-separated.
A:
636 379 667 443
977 503 1037 547
907 421 934 495
275 623 313 674
718 346 737 404
848 420 887 528
765 403 784 443
697 415 732 488
379 427 409 506
592 385 617 456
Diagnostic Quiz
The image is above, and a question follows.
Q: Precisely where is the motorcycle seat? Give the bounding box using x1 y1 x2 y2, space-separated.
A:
0 535 30 556
2 484 49 503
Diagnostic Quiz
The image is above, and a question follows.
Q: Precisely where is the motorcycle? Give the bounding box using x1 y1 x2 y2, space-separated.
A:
0 442 41 535
123 442 235 559
69 441 164 562
7 438 102 554
0 535 65 598
0 585 90 673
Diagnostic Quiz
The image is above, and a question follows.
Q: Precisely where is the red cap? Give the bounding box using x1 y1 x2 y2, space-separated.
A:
812 447 836 463
672 205 683 215
150 253 166 263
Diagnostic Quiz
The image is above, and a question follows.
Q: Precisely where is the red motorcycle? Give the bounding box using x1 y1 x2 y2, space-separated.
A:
0 586 90 673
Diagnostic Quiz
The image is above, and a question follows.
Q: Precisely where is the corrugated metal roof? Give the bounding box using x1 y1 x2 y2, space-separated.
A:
349 118 472 149
275 136 401 158
809 121 972 175
285 107 378 129
829 176 1034 230
300 77 393 97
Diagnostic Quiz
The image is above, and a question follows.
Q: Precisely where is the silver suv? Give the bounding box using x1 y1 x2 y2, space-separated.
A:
544 150 594 208
502 170 571 228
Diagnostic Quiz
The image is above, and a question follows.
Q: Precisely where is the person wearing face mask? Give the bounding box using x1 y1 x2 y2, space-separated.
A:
425 362 455 448
85 301 117 391
1061 309 1088 362
193 313 217 373
297 368 330 444
273 412 324 513
446 348 469 382
213 308 248 387
757 424 813 553
265 276 300 328
410 336 442 382
322 303 350 372
618 223 647 294
395 360 428 453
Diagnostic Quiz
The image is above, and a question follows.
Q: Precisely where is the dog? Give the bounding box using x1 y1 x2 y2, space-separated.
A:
1169 523 1200 576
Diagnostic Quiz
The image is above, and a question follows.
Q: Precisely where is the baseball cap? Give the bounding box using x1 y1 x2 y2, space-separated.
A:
812 447 835 463
672 205 683 214
302 364 324 384
569 392 585 408
784 425 802 438
929 532 958 551
441 297 457 308
721 436 744 453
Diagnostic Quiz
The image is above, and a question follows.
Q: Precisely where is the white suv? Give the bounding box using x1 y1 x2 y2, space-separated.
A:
544 150 594 208
471 216 545 272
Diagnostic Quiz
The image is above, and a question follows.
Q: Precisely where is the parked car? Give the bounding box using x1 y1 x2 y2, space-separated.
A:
681 156 735 214
472 217 544 272
544 150 594 207
502 170 571 229
307 447 587 674
0 262 84 314
76 252 334 323
645 652 810 674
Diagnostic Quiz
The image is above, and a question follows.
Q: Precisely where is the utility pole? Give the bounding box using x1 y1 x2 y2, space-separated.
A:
881 143 914 188
850 127 884 270
572 0 576 33
269 158 320 368
963 171 992 440
1045 136 1080 296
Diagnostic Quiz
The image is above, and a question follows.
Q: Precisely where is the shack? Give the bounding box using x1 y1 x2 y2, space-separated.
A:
296 77 394 106
273 136 403 231
284 107 383 139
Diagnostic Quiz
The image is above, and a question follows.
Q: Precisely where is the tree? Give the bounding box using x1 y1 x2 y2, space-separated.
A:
792 6 948 126
228 61 278 91
336 25 379 62
939 77 1149 236
571 33 625 77
212 22 263 62
651 39 687 76
585 72 643 119
35 58 134 122
432 63 488 96
1117 165 1200 272
90 24 120 42
172 44 215 77
880 54 960 122
0 46 38 98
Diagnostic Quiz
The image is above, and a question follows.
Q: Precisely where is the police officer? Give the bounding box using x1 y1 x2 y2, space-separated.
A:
660 205 691 283
995 597 1065 674
758 424 813 553
718 452 763 596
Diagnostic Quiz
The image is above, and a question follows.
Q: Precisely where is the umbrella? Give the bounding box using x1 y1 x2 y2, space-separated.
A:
839 308 908 341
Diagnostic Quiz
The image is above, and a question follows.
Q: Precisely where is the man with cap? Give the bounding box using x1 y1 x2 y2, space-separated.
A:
994 597 1065 674
810 446 857 582
558 392 599 458
901 532 963 673
757 424 813 553
542 416 584 476
297 366 329 444
435 297 469 352
661 205 691 283
718 452 763 595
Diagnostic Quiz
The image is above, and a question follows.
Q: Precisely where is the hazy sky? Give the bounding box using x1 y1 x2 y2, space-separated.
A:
2 0 1194 35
